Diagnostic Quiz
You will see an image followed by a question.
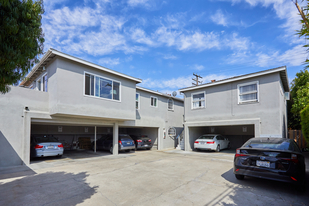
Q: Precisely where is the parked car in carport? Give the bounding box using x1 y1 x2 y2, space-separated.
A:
92 134 135 154
234 137 306 191
30 136 64 159
130 134 152 150
194 134 230 152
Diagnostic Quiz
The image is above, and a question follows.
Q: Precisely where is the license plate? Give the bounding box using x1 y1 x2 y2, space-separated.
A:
48 146 54 149
256 160 270 168
127 142 130 145
200 142 205 144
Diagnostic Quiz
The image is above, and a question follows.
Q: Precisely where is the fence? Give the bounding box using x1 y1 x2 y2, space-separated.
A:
288 130 308 149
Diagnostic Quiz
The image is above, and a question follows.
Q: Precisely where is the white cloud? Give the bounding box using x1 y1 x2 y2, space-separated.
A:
226 44 307 67
127 0 149 7
130 28 155 46
140 74 231 90
211 10 228 26
98 57 120 66
162 54 177 60
191 64 205 71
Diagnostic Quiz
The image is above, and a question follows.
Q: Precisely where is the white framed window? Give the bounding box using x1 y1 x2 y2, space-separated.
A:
150 96 158 107
237 81 259 104
43 74 48 92
167 98 174 111
84 72 121 101
136 93 140 110
37 79 42 91
168 127 176 136
191 92 205 109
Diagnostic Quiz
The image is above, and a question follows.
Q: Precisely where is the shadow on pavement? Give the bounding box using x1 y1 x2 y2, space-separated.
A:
216 167 309 205
0 171 97 206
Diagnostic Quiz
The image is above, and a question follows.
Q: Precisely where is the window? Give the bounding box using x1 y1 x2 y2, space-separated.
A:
238 81 259 104
37 79 41 91
168 127 176 136
151 96 158 107
168 98 174 110
192 92 205 109
84 73 121 101
136 93 140 110
43 74 48 92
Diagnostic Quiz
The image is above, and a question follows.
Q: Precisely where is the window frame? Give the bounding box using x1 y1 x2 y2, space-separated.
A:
42 73 48 92
150 96 158 108
191 91 206 110
168 127 176 136
136 93 140 110
83 71 122 102
237 81 259 104
167 98 174 111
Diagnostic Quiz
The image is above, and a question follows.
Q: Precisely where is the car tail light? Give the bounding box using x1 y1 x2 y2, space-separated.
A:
58 144 63 148
194 141 199 144
291 176 297 181
118 140 122 145
207 141 215 144
148 139 151 142
35 145 43 149
291 154 299 164
235 149 248 158
136 140 142 142
236 169 239 172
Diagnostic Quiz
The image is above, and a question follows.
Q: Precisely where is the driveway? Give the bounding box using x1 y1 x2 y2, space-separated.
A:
0 150 308 206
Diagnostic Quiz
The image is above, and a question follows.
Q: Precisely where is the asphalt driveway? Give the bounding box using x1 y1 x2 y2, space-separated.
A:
0 149 308 206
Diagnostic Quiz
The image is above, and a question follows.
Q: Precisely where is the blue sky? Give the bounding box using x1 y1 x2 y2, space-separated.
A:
42 0 307 96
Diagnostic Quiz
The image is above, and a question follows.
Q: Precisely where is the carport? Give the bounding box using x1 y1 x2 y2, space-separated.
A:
119 127 159 150
184 119 260 151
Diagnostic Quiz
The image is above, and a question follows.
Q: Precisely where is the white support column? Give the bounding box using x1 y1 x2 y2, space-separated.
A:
184 124 190 151
113 122 119 155
157 127 161 150
23 111 31 165
94 126 97 153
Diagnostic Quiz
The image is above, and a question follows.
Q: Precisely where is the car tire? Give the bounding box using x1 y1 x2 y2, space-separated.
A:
216 145 220 152
109 145 113 154
235 174 244 180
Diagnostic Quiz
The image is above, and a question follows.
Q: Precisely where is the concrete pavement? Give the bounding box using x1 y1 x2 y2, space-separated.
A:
0 149 308 206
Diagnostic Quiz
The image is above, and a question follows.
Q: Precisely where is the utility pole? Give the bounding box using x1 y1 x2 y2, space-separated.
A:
292 0 309 30
192 73 202 86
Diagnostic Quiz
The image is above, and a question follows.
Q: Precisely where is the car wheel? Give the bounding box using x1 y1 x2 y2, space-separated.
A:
216 145 220 152
109 145 113 154
235 174 244 180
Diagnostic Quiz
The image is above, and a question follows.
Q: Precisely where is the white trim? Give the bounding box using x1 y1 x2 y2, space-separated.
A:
191 91 206 110
136 86 184 102
83 71 122 102
179 66 286 92
150 96 158 108
51 49 142 83
136 93 140 110
167 98 174 111
237 81 259 104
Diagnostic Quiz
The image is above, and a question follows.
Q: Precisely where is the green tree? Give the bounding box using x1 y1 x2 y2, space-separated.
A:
300 105 309 142
288 70 309 129
0 0 44 94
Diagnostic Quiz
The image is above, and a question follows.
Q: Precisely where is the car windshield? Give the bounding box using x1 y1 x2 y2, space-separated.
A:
243 139 299 152
198 135 215 140
35 136 58 143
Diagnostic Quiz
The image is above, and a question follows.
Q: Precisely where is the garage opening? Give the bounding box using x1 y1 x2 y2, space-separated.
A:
119 127 158 150
30 124 114 162
188 125 254 151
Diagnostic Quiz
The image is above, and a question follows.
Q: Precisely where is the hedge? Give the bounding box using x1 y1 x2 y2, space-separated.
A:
300 104 309 143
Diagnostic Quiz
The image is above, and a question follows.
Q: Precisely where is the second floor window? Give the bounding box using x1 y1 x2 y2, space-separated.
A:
168 98 174 110
136 93 140 109
238 81 259 104
43 74 48 92
192 92 205 109
151 96 157 107
85 73 120 101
